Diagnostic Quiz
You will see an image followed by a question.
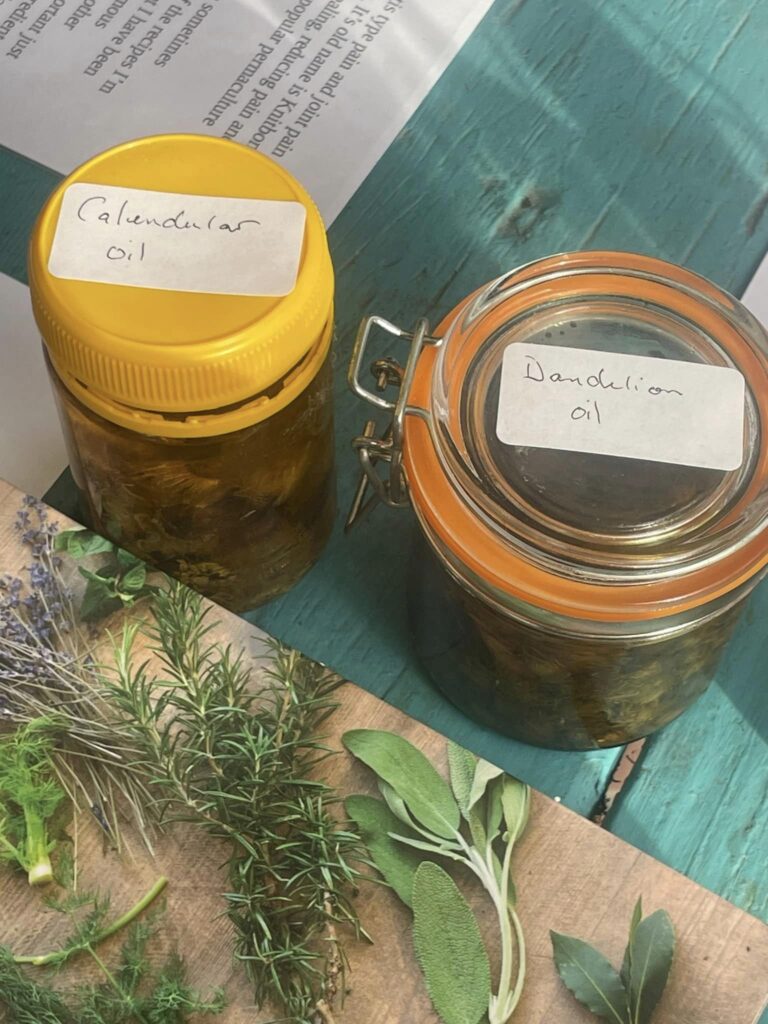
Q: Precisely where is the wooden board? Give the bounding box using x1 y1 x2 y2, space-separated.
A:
0 478 767 1024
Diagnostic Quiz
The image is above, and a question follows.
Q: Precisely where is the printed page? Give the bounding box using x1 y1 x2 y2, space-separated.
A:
0 0 492 222
0 274 66 495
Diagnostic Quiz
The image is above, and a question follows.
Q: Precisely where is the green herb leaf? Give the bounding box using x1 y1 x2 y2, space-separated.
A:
620 898 643 990
466 803 488 851
116 547 142 570
447 742 477 818
551 931 630 1024
500 776 530 846
485 775 504 843
627 910 675 1024
79 576 123 623
413 862 491 1024
379 780 419 830
346 795 423 908
54 529 115 558
121 562 147 593
343 730 460 839
468 758 504 811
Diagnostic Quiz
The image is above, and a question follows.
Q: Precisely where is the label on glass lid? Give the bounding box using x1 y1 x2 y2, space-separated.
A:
497 343 745 471
48 183 306 296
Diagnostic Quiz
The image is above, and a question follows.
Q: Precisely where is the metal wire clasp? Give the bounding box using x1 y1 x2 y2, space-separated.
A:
346 315 439 530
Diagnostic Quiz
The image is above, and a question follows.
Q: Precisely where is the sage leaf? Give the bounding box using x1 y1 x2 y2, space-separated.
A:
500 777 530 846
343 730 460 839
345 795 422 908
620 898 643 990
378 781 418 830
466 804 487 851
413 862 491 1024
485 776 504 843
447 742 477 818
467 758 504 811
627 910 675 1024
551 932 630 1024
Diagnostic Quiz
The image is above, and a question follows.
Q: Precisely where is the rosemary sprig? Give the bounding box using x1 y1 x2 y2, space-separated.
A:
0 499 156 850
101 582 363 1023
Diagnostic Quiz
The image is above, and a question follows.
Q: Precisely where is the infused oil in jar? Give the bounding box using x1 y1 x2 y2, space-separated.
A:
349 252 768 749
29 134 335 611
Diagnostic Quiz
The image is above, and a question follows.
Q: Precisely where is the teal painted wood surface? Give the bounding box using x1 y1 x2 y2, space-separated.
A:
1 0 768 951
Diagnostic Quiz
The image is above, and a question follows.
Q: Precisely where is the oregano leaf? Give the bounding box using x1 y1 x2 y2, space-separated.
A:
413 862 491 1024
54 529 115 558
121 563 147 593
551 932 630 1024
620 898 643 990
447 742 477 818
467 759 504 811
79 578 123 623
343 730 460 839
345 795 422 908
500 777 530 846
628 910 675 1024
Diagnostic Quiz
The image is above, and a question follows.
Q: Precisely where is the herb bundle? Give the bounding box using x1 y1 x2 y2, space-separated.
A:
344 730 530 1024
551 899 675 1024
0 500 155 848
101 582 363 1023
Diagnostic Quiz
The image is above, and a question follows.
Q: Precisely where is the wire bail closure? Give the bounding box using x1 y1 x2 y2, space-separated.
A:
346 316 439 530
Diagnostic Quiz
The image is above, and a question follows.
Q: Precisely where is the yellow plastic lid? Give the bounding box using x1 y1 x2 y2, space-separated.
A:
28 134 334 436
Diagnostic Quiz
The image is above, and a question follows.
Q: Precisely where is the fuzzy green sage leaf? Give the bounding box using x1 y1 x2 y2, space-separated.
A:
447 742 477 818
346 795 422 908
468 758 504 812
500 776 530 846
627 909 675 1024
343 730 460 839
413 861 491 1024
551 932 630 1024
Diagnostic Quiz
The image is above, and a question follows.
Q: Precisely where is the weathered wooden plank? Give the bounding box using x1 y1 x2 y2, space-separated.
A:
1 478 767 1024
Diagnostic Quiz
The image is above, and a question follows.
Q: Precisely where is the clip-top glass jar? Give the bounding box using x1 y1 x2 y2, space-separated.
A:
348 252 768 750
29 134 335 611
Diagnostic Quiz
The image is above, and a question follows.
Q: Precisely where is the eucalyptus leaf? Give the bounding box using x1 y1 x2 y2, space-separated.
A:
500 777 530 846
620 898 643 990
345 795 422 908
627 910 675 1024
54 529 115 559
551 932 630 1024
447 742 477 818
467 758 504 811
413 862 491 1024
343 730 460 839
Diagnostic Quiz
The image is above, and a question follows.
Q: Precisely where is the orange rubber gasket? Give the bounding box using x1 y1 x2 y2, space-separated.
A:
403 256 768 621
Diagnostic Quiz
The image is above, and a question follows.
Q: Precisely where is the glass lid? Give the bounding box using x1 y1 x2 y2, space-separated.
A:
403 252 768 615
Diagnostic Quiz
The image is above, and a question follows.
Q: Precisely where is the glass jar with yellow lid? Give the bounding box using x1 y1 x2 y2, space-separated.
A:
348 252 768 750
29 134 335 611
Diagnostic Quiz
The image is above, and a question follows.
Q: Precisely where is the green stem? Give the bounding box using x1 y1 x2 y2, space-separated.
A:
493 837 517 1018
14 876 169 966
23 806 53 887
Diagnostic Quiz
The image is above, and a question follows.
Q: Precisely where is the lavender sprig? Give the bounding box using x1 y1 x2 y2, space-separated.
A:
0 498 155 850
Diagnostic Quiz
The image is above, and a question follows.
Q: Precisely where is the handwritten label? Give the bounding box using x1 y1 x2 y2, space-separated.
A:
496 343 745 471
48 184 307 296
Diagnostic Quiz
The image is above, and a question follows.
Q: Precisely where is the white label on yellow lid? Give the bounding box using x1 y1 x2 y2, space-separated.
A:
497 343 745 471
48 183 306 296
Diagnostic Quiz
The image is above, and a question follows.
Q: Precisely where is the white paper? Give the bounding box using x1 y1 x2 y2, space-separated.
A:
496 343 745 472
742 251 768 329
0 0 492 223
0 274 67 495
50 183 306 294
